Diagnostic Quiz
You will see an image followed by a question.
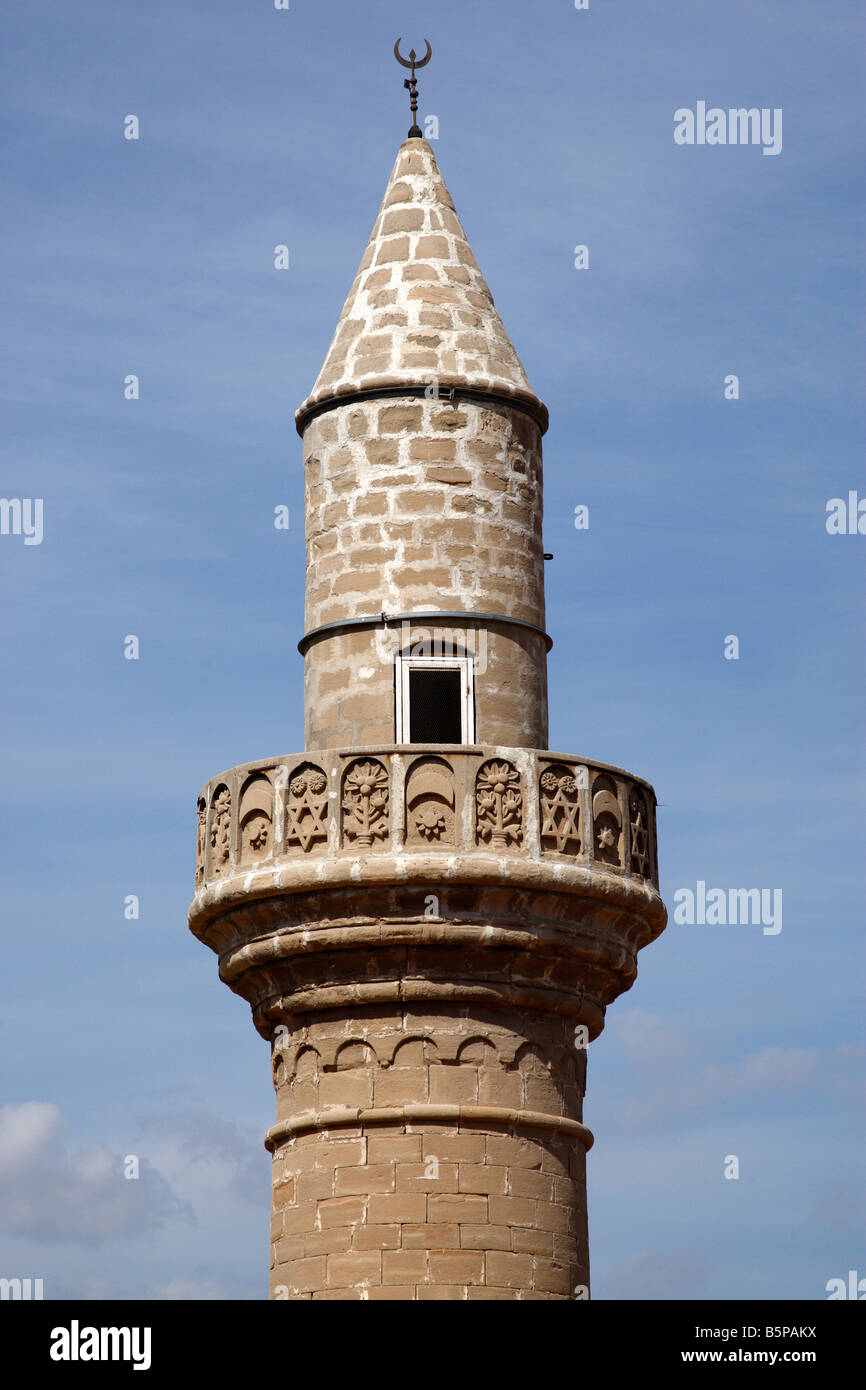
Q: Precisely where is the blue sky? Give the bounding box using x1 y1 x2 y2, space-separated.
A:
1 0 862 1300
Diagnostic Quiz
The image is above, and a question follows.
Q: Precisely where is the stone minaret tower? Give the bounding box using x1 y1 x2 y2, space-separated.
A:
189 132 666 1301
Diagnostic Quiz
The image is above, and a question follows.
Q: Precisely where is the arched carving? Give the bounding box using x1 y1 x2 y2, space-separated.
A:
334 1040 376 1071
342 758 389 849
405 755 455 846
294 1046 321 1078
539 764 581 855
513 1042 554 1075
390 1037 438 1068
629 787 652 879
592 774 622 867
475 759 523 849
239 773 273 865
207 784 231 878
455 1037 497 1066
286 762 328 853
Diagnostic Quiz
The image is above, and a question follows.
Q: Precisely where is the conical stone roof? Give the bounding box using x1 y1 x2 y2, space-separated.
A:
295 137 547 433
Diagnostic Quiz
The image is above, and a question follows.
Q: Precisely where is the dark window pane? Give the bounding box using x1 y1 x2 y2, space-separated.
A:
408 668 462 743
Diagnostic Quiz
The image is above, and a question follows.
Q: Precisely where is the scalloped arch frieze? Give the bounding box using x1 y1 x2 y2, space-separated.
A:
266 1029 589 1084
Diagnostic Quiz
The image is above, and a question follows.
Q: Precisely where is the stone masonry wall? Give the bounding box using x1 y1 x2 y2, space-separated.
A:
302 396 546 749
268 1005 589 1301
303 399 544 631
303 623 548 750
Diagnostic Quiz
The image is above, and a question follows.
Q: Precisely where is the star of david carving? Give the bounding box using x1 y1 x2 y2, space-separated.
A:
629 802 650 877
286 773 328 852
540 770 581 854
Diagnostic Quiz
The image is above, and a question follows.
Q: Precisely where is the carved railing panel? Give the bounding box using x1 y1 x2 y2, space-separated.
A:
193 747 659 893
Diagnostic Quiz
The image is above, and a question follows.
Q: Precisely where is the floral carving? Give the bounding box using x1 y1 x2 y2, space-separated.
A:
209 786 231 876
540 765 581 855
476 760 523 849
286 764 328 853
195 798 206 886
416 806 447 840
629 791 651 878
342 759 389 849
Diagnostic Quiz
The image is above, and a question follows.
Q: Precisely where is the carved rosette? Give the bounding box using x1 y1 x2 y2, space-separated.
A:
342 758 389 849
539 765 581 855
629 789 651 878
286 764 328 853
475 759 523 849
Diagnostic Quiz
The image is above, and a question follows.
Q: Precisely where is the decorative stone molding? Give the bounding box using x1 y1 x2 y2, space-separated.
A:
190 745 660 898
539 763 581 855
195 797 206 887
405 755 456 846
592 773 622 869
475 758 523 849
264 1105 594 1150
207 784 231 879
629 787 653 879
238 773 273 866
341 757 390 848
285 762 328 853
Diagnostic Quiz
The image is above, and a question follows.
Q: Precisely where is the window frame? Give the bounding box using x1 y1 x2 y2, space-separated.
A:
394 652 475 745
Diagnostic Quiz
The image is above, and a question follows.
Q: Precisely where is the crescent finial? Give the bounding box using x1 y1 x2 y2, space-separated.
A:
394 39 432 71
393 39 432 139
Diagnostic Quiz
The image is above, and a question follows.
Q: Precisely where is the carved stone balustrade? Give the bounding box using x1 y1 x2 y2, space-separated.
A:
189 745 665 1045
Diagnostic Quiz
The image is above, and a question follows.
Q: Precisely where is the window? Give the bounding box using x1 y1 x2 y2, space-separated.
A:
395 654 475 744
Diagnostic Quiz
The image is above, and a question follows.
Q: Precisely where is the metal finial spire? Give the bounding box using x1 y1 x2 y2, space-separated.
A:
394 38 432 139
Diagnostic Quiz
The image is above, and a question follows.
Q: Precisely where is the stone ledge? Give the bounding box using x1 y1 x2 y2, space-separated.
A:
264 1105 594 1152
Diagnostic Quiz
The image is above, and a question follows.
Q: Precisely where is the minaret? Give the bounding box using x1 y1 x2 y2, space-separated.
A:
189 96 666 1301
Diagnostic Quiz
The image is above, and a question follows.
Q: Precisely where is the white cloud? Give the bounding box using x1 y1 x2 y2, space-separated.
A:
0 1102 190 1245
743 1046 819 1087
615 1009 689 1065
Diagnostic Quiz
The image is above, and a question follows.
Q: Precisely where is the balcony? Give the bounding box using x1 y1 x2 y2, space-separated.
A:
189 745 666 1041
193 744 660 900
